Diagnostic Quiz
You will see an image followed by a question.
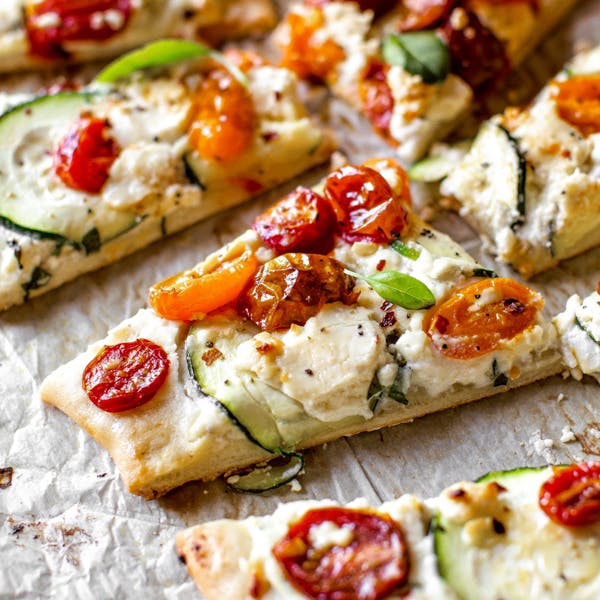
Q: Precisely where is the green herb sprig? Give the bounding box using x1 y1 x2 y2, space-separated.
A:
345 269 435 310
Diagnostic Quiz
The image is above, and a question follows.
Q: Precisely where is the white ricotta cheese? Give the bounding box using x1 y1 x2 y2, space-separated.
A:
553 291 600 382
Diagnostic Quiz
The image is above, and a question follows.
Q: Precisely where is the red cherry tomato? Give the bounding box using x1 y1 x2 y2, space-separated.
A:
26 0 133 60
324 165 409 244
360 61 395 137
252 187 337 255
397 0 458 32
272 506 409 600
539 463 600 527
82 339 170 413
439 8 509 94
53 116 121 194
424 278 543 359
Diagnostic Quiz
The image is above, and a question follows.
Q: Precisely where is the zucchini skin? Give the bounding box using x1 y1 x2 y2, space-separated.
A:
498 125 527 230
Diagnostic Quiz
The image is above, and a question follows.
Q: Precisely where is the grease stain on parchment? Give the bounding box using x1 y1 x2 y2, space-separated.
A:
7 517 93 567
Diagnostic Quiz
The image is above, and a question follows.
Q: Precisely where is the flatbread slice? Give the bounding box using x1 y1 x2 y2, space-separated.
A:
40 157 562 499
176 464 600 599
274 0 577 163
440 44 600 277
0 46 335 310
0 0 276 73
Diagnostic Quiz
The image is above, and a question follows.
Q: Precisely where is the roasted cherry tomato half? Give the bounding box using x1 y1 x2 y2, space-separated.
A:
397 0 458 32
360 61 395 137
238 253 357 331
252 187 337 255
82 338 169 413
324 164 409 244
149 250 260 322
539 462 600 527
552 75 600 137
26 0 133 60
53 116 120 194
424 277 543 359
440 8 509 94
273 506 410 600
189 69 256 162
278 9 345 81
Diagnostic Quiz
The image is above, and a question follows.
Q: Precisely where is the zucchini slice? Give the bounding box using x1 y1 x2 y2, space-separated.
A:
227 454 304 493
408 140 472 183
0 92 139 249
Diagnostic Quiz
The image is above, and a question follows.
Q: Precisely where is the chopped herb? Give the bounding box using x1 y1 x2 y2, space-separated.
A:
391 239 421 260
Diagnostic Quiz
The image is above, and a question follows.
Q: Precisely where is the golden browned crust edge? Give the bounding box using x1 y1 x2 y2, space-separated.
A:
176 522 254 600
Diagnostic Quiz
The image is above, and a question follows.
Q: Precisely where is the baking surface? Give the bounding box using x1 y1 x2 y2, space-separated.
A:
1 1 600 597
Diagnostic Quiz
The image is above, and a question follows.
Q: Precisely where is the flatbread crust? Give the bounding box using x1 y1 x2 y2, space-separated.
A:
0 0 276 73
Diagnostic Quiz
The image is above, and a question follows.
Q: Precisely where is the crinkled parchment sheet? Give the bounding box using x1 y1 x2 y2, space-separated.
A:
1 1 600 597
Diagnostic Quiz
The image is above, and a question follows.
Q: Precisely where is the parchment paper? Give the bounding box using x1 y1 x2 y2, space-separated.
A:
1 1 600 597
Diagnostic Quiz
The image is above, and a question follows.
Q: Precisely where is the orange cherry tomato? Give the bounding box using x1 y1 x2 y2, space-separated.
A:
539 463 600 527
82 338 169 413
424 278 543 359
188 69 256 162
324 164 409 244
252 187 337 255
53 116 120 194
273 507 410 600
149 250 260 322
552 75 600 137
26 0 132 60
278 10 345 81
238 253 357 331
397 0 456 32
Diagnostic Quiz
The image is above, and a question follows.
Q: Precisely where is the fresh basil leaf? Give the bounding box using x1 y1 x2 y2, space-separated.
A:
95 39 247 86
391 239 421 260
382 32 450 84
345 269 435 310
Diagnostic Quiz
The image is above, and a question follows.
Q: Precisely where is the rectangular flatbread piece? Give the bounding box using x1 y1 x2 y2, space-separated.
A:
41 157 562 499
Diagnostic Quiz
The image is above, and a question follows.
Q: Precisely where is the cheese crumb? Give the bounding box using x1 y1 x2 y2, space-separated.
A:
308 521 354 551
560 426 576 443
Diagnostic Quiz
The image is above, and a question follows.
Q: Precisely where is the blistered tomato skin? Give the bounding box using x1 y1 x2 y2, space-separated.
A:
26 0 133 60
424 277 543 359
324 165 409 244
440 8 509 94
397 0 458 32
238 253 358 331
539 463 600 527
82 339 169 413
272 506 410 600
53 116 120 194
252 187 337 255
188 69 256 163
552 75 600 137
360 62 395 137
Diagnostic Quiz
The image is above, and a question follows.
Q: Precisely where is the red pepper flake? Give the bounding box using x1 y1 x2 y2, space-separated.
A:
229 177 263 194
380 311 397 328
201 347 224 365
434 315 449 334
376 259 386 271
256 343 273 354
